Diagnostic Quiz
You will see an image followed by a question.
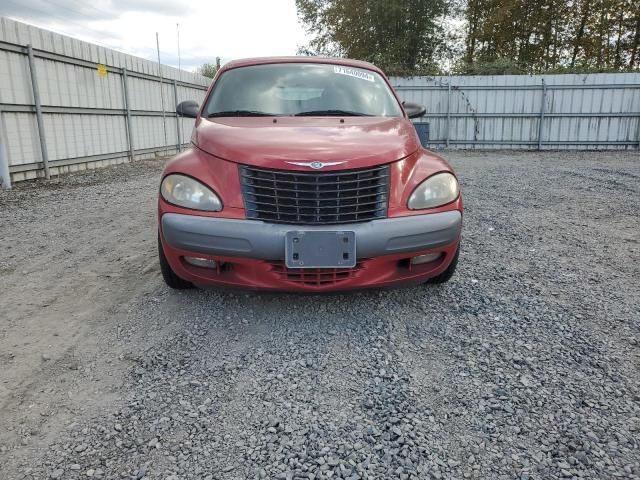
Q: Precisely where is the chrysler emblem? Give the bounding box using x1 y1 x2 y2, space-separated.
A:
286 161 346 170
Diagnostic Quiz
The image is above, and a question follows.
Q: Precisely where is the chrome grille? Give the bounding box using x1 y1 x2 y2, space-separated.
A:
240 165 389 225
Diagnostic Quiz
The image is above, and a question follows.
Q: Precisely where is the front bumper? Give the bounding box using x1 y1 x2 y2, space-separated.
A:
160 211 462 291
161 211 461 260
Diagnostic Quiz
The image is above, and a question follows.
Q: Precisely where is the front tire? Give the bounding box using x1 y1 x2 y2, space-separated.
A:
428 245 459 284
158 234 193 289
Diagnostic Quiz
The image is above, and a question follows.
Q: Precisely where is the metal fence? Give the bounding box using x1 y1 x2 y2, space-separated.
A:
390 74 640 150
0 17 210 185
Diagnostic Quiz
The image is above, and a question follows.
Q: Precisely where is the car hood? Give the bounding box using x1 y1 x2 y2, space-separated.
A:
192 116 421 170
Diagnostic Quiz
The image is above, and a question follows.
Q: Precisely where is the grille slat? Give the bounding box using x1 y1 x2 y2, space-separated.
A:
245 198 384 210
245 184 384 195
247 191 387 202
245 207 384 217
241 165 389 225
240 173 390 186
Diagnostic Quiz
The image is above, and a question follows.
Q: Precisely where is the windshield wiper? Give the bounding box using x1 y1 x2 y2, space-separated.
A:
294 109 371 117
207 110 276 117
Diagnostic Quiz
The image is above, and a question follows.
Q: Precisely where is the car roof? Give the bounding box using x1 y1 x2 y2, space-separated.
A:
219 56 384 75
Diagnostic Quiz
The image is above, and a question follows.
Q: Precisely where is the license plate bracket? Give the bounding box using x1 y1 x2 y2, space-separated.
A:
285 231 356 268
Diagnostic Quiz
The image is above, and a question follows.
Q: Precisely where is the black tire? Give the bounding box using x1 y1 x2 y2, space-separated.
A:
158 235 193 289
428 245 460 284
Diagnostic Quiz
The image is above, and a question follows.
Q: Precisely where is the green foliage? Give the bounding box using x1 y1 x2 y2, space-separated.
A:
197 63 218 79
455 58 527 75
296 0 449 76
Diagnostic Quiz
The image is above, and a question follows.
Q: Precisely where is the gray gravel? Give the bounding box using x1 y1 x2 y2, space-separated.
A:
1 151 639 480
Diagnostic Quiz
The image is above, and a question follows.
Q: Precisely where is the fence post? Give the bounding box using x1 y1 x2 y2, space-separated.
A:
26 44 50 180
446 80 451 148
537 79 547 151
0 109 11 189
122 68 135 162
173 79 181 153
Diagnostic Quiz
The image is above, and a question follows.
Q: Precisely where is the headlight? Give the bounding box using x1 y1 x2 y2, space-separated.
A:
160 174 222 211
408 172 459 210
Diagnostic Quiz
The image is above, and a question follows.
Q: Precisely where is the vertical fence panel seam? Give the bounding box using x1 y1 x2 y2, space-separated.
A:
636 110 640 149
155 33 167 155
173 79 181 152
26 43 50 179
0 108 11 189
537 79 547 151
122 68 135 161
446 80 451 148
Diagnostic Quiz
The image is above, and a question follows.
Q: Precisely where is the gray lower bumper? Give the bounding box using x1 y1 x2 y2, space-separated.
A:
161 211 461 260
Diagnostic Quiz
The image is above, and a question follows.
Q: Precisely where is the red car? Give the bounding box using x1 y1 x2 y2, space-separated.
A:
158 57 462 291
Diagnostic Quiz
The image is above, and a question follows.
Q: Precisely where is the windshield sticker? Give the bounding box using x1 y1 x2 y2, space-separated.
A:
334 66 375 82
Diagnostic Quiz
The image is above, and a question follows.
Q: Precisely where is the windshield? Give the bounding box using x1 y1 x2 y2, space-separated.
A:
203 63 403 117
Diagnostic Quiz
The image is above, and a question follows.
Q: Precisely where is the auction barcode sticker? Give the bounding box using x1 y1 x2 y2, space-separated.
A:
334 66 375 82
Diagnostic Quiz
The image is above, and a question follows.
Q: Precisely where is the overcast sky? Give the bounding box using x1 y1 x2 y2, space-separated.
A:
0 0 310 71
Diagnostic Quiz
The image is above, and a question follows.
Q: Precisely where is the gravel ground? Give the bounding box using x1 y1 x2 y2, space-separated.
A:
0 151 639 480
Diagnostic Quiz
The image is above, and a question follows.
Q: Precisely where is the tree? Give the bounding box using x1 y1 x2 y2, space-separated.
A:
197 63 218 79
460 0 639 73
296 0 449 76
295 0 639 74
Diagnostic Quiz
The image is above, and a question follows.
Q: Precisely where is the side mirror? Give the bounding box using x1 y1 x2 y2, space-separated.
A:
402 101 426 119
176 100 199 118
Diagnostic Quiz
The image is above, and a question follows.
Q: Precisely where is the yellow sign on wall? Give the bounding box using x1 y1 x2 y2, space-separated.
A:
97 64 107 77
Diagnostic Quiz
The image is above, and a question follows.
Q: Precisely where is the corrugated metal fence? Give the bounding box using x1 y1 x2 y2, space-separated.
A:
0 18 210 184
390 74 640 150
